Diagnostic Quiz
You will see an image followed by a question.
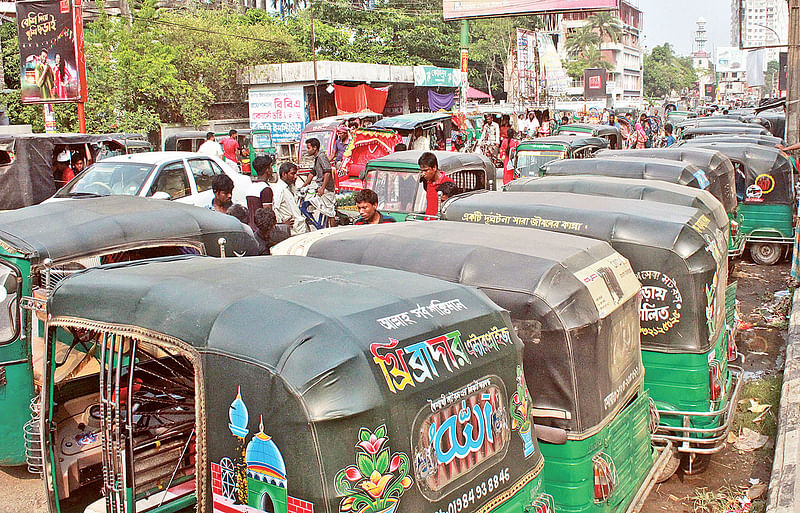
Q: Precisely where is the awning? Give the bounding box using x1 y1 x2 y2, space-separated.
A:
467 86 491 99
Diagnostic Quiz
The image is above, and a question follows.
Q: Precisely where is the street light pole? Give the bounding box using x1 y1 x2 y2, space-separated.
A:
786 0 799 144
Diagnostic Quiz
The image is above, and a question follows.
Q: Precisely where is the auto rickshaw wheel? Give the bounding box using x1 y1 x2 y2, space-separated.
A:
655 448 681 483
750 242 782 266
680 453 711 475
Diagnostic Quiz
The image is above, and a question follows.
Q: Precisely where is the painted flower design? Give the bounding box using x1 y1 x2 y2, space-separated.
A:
334 424 413 513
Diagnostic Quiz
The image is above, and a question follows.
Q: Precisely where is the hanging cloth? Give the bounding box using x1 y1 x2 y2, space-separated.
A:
427 90 454 111
334 84 389 115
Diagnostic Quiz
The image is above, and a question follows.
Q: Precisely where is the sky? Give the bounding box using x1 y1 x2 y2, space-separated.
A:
636 0 733 56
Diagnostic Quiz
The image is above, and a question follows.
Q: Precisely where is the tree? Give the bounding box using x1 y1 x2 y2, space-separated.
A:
762 60 779 96
643 43 698 98
565 26 600 58
586 12 622 44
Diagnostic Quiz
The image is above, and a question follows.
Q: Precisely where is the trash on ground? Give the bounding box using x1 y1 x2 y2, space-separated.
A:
747 399 770 414
733 427 769 452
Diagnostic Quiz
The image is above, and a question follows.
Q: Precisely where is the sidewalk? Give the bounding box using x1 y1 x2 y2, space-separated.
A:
767 288 800 512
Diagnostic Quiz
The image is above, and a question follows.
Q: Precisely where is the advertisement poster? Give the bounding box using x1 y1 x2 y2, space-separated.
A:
536 33 569 95
584 68 607 99
249 86 307 142
17 0 84 104
443 0 617 20
516 29 537 100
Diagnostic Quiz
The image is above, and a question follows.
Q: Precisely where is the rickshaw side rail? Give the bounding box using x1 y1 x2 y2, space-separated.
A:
625 441 674 513
653 364 743 454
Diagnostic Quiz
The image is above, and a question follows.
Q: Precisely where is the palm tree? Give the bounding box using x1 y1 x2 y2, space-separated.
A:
586 12 622 44
582 46 614 71
271 0 307 15
565 25 600 58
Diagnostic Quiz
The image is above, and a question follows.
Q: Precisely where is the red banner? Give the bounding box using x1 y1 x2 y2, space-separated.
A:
443 0 618 20
334 84 388 115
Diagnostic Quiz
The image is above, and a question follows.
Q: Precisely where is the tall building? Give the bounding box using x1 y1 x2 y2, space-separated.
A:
560 1 644 107
731 0 788 63
692 18 714 101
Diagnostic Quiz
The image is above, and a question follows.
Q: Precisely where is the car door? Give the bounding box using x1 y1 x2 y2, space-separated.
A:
187 157 226 207
145 160 192 203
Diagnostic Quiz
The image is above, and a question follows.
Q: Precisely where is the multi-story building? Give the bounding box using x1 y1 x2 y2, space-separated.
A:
560 0 644 108
731 0 788 63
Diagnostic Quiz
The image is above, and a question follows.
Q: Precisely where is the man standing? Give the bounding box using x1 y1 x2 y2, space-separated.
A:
333 127 350 168
480 114 500 161
35 50 54 99
272 162 309 235
664 124 677 147
354 189 396 225
418 152 454 218
301 137 336 226
198 132 223 158
246 155 275 229
221 129 240 167
208 174 234 214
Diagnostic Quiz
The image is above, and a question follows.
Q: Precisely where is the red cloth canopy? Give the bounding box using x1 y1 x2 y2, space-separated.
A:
334 84 389 115
467 86 491 99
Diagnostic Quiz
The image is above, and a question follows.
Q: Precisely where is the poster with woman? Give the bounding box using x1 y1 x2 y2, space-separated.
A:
16 0 85 103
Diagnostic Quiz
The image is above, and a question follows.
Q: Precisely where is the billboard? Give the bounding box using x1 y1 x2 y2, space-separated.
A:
249 86 308 142
443 0 617 20
17 0 86 104
704 83 716 99
584 68 607 99
714 46 746 73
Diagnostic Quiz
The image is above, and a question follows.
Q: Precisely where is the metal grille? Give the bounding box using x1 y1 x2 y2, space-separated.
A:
450 170 484 192
98 333 196 513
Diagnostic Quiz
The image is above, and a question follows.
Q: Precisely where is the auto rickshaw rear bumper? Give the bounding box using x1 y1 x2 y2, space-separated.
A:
624 440 674 513
651 364 743 455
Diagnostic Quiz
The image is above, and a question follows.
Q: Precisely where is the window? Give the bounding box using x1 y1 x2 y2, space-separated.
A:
188 158 224 193
150 162 190 199
0 260 20 345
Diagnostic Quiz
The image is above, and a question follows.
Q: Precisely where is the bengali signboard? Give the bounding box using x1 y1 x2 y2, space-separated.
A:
443 0 617 20
249 86 307 142
16 0 87 104
414 66 461 88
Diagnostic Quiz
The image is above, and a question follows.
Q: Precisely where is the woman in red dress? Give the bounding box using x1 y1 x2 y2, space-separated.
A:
53 54 72 99
500 129 519 185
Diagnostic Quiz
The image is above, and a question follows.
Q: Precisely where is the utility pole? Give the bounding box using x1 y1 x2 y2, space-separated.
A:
786 0 799 144
310 0 320 120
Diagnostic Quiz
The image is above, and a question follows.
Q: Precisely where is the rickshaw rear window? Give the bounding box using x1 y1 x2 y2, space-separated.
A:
516 150 566 177
56 162 155 197
366 168 426 214
252 132 272 149
0 261 20 344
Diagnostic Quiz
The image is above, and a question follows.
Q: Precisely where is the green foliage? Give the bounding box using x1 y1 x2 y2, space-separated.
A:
763 60 780 96
643 43 698 98
561 14 618 80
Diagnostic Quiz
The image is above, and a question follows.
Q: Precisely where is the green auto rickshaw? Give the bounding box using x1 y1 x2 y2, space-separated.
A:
41 255 551 513
513 136 608 179
0 196 258 469
363 150 495 221
273 221 672 513
680 141 796 265
553 124 624 150
442 191 742 477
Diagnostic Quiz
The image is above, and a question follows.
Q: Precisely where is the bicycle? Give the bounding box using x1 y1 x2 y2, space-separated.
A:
296 184 352 230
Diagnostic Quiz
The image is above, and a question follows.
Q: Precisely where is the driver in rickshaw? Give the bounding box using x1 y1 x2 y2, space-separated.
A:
53 150 75 188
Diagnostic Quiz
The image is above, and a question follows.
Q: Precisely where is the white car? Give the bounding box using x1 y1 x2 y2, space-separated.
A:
50 152 251 208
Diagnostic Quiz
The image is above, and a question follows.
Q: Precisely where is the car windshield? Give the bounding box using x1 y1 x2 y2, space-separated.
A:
365 168 426 214
515 149 566 177
55 161 155 197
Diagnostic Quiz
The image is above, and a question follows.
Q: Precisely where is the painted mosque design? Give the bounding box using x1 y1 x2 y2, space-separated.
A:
211 387 313 513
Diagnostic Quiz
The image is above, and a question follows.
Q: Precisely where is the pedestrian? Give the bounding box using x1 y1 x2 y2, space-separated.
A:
246 155 275 229
333 126 350 168
480 114 500 161
664 124 677 147
499 128 519 185
418 152 454 218
198 132 223 159
412 127 430 151
301 137 337 226
208 174 234 214
630 122 647 149
53 150 75 188
253 207 289 256
436 181 462 204
353 189 396 225
273 161 309 235
499 115 511 140
394 143 407 152
221 129 240 168
527 111 540 138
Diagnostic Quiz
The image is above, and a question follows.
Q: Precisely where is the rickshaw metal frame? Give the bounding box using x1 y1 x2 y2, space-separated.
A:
653 364 743 454
625 441 674 513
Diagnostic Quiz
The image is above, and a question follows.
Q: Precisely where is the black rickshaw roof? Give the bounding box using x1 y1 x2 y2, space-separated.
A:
594 147 737 212
504 175 729 232
0 196 260 263
541 156 708 189
517 135 608 150
682 134 785 147
48 254 510 373
365 150 494 174
682 125 770 137
555 123 621 137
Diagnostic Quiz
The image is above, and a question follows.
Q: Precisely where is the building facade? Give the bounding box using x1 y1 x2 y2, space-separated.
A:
731 0 788 63
692 18 714 102
560 0 644 108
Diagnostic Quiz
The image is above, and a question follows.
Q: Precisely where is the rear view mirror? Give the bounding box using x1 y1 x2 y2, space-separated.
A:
535 424 568 445
151 191 171 200
0 261 21 345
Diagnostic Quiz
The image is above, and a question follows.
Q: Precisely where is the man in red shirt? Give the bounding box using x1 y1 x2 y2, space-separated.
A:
418 152 454 218
221 129 240 167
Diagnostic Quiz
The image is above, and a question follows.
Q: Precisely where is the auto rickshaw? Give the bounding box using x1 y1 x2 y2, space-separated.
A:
297 113 384 171
553 123 624 149
665 111 696 126
442 191 742 476
540 157 713 193
273 221 673 513
685 134 785 147
0 133 145 210
336 128 403 191
513 136 608 178
747 111 785 138
372 112 454 151
679 141 796 265
0 196 259 470
594 148 741 253
363 150 495 221
680 125 770 140
40 255 551 513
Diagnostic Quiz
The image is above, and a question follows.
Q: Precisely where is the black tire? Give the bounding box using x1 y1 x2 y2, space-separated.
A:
750 242 782 266
655 449 681 483
680 453 711 475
